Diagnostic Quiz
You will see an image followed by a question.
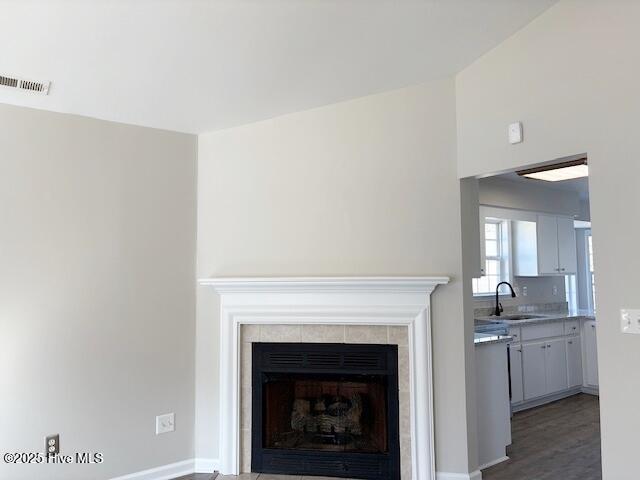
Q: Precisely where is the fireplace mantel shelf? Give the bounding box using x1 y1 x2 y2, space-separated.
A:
200 275 449 480
198 276 450 294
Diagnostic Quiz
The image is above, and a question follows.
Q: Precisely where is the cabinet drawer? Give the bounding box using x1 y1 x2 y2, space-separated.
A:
521 321 564 341
564 319 580 336
508 326 522 343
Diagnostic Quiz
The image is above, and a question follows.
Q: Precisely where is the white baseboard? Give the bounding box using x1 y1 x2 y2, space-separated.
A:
478 456 509 470
437 470 482 480
110 459 196 480
511 387 582 413
195 457 219 473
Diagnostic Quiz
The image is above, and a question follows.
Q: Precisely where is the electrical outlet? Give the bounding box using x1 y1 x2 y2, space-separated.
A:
522 286 528 297
552 285 558 296
155 413 175 435
45 434 59 457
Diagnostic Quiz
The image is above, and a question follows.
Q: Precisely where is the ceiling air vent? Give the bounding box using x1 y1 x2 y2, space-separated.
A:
0 74 50 95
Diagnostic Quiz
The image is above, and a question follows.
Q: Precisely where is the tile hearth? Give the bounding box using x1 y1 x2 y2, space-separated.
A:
173 474 353 480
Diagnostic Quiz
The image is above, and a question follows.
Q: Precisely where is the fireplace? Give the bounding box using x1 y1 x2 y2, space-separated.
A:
251 342 401 480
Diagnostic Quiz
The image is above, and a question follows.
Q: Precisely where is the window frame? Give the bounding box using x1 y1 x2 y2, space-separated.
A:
473 218 512 297
585 230 596 311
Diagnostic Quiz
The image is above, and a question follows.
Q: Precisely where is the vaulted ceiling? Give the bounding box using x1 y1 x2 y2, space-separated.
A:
0 0 558 133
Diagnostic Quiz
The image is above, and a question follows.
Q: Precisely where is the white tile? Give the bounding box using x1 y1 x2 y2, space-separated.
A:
397 346 410 392
242 324 261 342
388 325 409 346
260 324 302 342
344 325 388 344
241 386 252 430
301 324 345 343
241 343 252 389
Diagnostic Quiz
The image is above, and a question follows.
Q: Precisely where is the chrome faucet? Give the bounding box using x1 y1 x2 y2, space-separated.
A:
494 281 516 316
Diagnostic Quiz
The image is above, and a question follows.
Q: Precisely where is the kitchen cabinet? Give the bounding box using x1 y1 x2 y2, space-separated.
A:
537 214 560 275
513 214 577 276
509 344 524 404
564 319 580 336
545 338 568 394
476 340 512 468
521 322 563 341
510 317 597 411
479 210 486 277
566 336 583 388
557 216 578 274
584 320 599 387
522 339 567 400
522 341 547 400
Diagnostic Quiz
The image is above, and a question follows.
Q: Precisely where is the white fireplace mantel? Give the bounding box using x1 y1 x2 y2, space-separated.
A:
199 276 449 480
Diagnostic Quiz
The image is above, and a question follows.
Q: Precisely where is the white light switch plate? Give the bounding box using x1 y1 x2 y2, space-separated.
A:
156 413 175 435
620 309 640 334
508 122 523 144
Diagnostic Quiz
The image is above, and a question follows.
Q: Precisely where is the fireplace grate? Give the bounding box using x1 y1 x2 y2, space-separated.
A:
261 344 388 373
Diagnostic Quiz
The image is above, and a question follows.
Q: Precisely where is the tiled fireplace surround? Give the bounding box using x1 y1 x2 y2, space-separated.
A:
200 277 449 480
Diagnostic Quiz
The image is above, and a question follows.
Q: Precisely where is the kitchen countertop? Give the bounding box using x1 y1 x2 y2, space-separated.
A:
474 332 513 345
476 309 596 326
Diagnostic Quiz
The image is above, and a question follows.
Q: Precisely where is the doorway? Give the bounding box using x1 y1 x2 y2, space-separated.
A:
465 156 601 479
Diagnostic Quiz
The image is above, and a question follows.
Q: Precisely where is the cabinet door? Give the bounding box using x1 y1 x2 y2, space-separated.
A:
510 345 524 404
522 341 547 400
537 215 560 275
584 321 599 387
545 338 568 394
566 337 583 388
479 211 486 277
557 216 578 274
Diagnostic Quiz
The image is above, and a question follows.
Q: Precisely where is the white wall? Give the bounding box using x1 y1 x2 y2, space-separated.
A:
196 79 478 475
479 176 581 218
456 0 640 476
0 104 197 479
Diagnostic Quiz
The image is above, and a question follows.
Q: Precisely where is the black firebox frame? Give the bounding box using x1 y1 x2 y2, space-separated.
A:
251 342 401 480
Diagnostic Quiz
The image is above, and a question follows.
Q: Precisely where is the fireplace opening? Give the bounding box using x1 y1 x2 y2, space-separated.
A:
264 374 388 453
252 343 401 480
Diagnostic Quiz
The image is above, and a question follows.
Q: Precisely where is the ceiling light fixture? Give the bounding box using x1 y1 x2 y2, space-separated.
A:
516 158 588 182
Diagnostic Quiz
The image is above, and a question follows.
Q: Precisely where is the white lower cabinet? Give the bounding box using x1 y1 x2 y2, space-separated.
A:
511 317 596 408
545 338 568 394
584 320 599 387
566 336 583 388
509 345 524 404
522 341 547 400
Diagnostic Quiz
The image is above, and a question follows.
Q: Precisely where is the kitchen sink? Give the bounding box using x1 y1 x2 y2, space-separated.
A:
499 314 546 320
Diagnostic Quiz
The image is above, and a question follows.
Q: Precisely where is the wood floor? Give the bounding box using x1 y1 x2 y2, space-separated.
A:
482 394 602 480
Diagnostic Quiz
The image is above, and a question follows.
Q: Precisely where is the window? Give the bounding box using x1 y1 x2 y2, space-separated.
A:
473 220 510 295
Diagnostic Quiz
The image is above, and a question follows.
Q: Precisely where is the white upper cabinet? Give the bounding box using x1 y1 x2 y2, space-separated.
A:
557 216 578 274
513 214 577 276
537 214 560 275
